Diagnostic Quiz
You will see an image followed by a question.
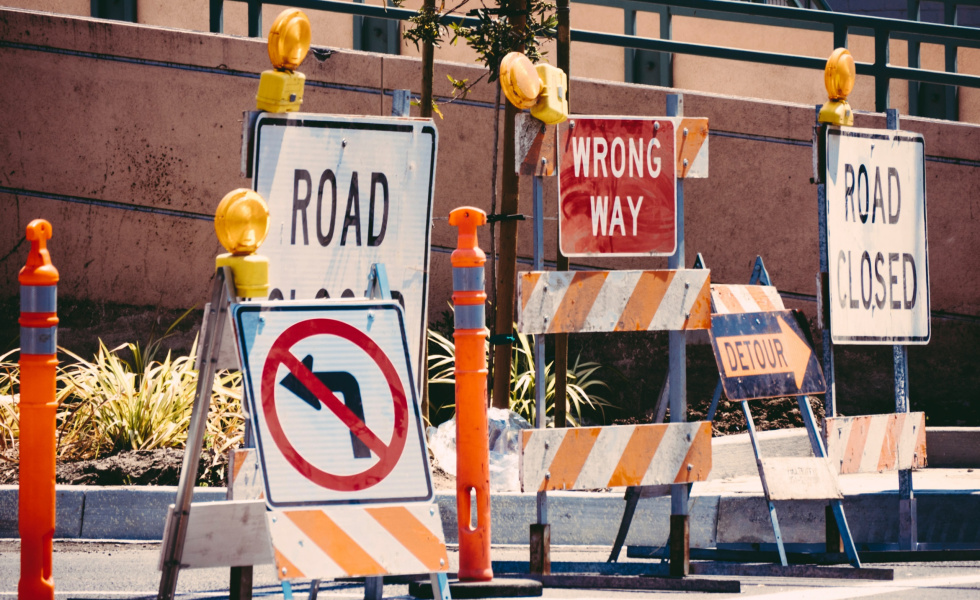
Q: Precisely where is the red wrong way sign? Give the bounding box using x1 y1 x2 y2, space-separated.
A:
559 117 676 257
233 301 432 508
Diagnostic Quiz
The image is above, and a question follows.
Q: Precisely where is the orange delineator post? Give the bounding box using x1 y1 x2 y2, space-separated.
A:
18 219 59 600
449 207 493 582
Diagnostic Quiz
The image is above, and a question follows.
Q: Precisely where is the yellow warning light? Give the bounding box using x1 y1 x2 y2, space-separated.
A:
268 9 311 71
214 189 270 298
818 48 856 126
215 189 269 255
499 52 569 125
257 9 311 113
500 52 541 110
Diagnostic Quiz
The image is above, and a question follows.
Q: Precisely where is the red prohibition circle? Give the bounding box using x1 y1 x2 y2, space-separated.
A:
261 318 408 491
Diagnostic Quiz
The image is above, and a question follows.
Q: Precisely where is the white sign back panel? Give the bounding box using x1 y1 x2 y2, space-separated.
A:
252 114 437 387
825 126 930 344
233 301 432 508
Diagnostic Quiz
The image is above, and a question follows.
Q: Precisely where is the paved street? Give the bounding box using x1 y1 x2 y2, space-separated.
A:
2 540 980 600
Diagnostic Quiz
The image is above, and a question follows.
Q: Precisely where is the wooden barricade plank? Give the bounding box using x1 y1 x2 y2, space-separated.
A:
758 457 843 501
518 269 711 335
520 422 712 492
161 500 274 570
824 412 927 474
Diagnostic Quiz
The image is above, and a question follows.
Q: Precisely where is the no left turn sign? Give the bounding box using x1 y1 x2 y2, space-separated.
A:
233 301 432 508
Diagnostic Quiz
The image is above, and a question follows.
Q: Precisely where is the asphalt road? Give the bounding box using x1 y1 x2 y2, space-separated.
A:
2 541 980 600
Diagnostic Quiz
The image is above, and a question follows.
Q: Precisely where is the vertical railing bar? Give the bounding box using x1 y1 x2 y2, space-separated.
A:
625 9 637 83
908 0 921 116
944 0 959 120
874 27 890 112
247 0 262 38
210 0 224 34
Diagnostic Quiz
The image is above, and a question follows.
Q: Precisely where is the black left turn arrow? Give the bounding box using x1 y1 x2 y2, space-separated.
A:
279 355 371 459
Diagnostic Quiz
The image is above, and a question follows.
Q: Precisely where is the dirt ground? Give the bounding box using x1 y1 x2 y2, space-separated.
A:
0 445 453 490
0 446 228 487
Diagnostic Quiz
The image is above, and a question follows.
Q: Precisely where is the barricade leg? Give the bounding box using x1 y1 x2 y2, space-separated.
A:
364 576 382 600
741 400 789 567
797 396 861 568
229 566 253 600
530 491 550 575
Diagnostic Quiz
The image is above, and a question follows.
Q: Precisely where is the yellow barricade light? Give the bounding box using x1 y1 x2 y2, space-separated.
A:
819 48 856 126
499 52 569 125
214 188 270 298
500 52 541 110
530 63 568 125
256 9 311 113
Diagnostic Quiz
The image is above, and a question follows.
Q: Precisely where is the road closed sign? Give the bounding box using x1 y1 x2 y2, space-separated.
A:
824 126 930 344
252 114 437 386
233 301 432 508
558 116 708 257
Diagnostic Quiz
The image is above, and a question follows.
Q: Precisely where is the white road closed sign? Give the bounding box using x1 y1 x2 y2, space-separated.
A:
824 126 930 344
252 114 437 385
233 301 432 508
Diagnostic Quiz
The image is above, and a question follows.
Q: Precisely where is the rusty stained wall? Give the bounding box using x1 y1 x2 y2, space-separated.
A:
1 7 980 327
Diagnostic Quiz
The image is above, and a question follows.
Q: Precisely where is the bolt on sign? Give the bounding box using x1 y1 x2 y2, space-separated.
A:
251 114 437 385
558 117 708 257
824 126 929 344
232 301 432 508
709 310 826 401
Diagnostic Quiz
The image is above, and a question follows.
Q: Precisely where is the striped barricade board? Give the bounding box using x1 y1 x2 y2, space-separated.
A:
228 448 449 580
710 284 784 314
824 412 927 474
270 504 449 580
517 269 711 335
519 422 712 492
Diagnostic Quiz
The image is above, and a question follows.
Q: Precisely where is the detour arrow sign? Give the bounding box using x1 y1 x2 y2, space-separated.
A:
709 310 825 401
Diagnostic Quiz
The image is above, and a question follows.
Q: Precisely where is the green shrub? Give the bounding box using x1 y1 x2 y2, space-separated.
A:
428 327 612 426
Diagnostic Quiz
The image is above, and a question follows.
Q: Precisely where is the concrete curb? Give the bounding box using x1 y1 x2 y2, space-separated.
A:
2 479 978 547
2 428 975 544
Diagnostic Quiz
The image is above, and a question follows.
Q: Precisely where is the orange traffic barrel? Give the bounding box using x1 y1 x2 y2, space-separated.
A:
18 219 59 600
448 207 493 582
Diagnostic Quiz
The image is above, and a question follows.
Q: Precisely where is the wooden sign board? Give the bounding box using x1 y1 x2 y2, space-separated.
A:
758 457 843 501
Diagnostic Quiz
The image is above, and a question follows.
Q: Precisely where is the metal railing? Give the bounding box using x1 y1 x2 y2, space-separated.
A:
210 0 980 117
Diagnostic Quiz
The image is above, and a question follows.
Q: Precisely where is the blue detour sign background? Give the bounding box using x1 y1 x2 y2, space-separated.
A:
709 310 826 401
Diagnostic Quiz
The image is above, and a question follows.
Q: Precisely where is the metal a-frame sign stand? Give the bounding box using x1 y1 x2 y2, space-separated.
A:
609 255 888 580
157 260 451 600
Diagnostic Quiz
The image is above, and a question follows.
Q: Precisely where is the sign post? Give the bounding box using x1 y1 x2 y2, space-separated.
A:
816 49 929 554
551 96 709 577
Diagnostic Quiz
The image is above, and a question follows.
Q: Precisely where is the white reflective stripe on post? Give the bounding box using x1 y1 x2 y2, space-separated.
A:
454 305 484 330
20 285 57 313
453 267 485 292
21 326 57 355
